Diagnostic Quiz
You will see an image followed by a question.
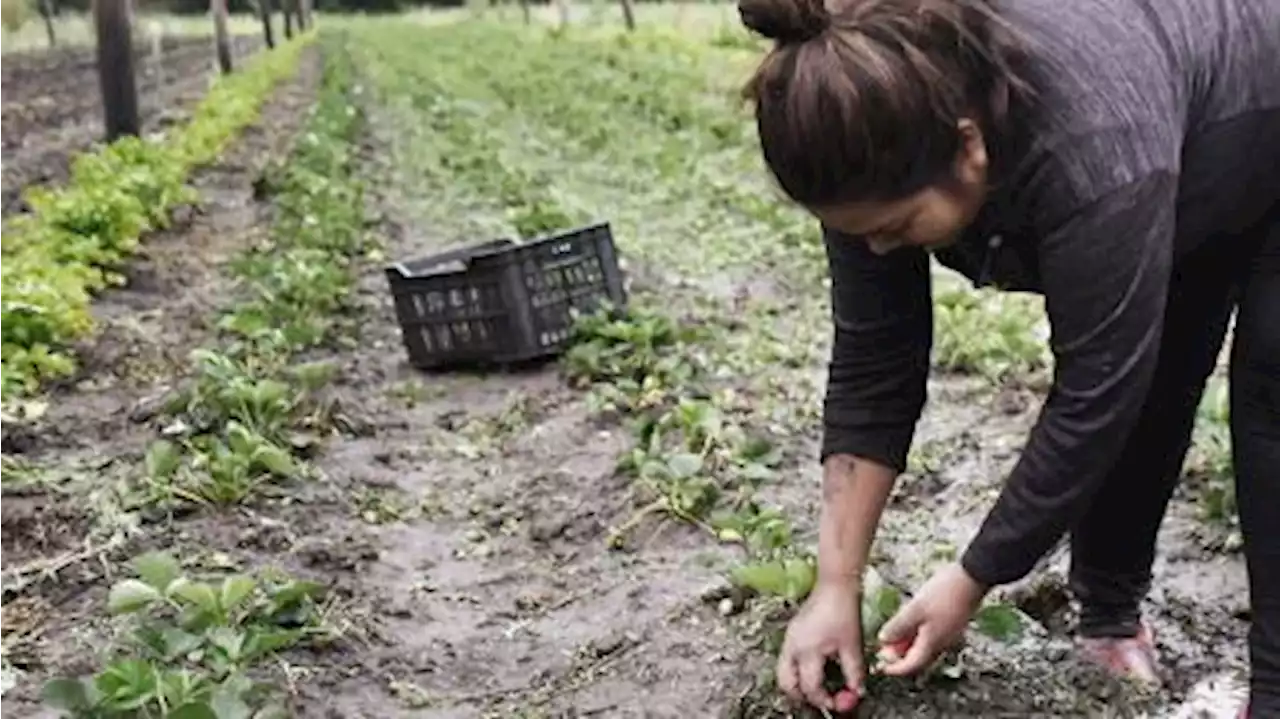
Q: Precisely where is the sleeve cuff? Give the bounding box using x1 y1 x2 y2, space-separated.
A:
819 424 915 474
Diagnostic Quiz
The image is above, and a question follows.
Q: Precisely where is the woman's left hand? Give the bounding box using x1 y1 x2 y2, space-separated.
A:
875 562 989 676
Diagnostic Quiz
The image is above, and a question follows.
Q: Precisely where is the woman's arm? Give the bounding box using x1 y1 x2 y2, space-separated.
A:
818 227 933 586
816 455 898 588
961 171 1179 588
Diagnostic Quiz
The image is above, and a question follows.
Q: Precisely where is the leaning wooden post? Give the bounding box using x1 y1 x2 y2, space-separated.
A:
212 0 233 74
258 0 275 49
93 0 140 140
619 0 634 30
38 0 57 47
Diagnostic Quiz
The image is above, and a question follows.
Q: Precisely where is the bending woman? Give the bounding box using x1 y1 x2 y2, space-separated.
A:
736 0 1280 713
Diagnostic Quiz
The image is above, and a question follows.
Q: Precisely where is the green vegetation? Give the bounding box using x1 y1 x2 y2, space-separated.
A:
36 32 368 719
0 33 313 400
41 552 329 719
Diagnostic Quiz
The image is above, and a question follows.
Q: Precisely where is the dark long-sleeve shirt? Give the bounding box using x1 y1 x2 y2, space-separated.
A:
821 0 1280 588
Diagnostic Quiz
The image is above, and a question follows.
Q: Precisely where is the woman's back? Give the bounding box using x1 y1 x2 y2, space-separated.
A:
1002 0 1279 254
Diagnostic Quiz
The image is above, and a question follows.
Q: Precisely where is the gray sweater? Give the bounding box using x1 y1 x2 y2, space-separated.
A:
821 0 1280 587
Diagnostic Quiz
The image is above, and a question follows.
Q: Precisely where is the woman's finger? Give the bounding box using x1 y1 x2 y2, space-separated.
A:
877 597 920 645
776 648 801 703
880 624 937 677
798 651 833 710
837 644 863 706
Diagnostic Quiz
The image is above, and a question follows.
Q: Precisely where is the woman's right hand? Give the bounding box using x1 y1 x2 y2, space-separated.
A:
776 580 864 712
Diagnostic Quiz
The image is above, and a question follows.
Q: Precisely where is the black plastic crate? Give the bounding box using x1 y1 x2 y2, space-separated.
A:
385 222 627 370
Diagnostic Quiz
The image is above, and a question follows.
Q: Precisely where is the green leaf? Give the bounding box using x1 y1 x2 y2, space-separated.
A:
210 681 253 719
170 702 219 719
220 576 257 612
163 628 204 659
108 579 162 614
145 440 183 480
252 445 296 477
730 557 815 603
95 659 156 708
132 551 181 592
170 579 221 615
208 627 245 662
860 585 903 641
41 678 95 711
665 452 703 480
972 603 1025 642
243 628 302 659
267 580 325 614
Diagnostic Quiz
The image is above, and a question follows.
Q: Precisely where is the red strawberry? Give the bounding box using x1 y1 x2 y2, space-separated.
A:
833 688 858 713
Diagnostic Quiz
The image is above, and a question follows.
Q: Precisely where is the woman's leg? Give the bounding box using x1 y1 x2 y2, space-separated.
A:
1068 240 1239 646
1232 219 1280 713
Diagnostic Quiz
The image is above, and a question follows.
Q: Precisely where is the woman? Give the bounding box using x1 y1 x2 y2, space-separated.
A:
736 0 1279 713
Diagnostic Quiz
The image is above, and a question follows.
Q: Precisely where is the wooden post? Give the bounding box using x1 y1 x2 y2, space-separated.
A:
211 0 232 74
93 0 139 140
38 0 57 46
282 0 293 40
259 0 274 49
619 0 634 30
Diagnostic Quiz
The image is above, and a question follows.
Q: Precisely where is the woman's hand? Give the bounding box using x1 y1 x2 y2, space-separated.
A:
776 580 865 712
876 562 988 676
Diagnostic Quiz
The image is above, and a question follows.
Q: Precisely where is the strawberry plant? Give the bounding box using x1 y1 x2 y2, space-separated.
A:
41 552 328 718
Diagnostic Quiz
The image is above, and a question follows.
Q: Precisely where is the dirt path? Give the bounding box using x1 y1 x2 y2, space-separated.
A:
0 47 322 714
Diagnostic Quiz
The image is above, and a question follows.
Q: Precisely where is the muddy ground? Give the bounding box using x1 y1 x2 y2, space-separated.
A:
0 29 1255 719
1 32 264 215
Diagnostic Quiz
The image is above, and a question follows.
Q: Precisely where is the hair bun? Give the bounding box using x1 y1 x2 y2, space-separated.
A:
738 0 830 43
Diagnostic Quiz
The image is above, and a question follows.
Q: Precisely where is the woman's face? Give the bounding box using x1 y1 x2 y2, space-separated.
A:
810 119 990 255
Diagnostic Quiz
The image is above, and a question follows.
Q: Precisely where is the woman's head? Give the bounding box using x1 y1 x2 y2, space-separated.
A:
739 0 1027 254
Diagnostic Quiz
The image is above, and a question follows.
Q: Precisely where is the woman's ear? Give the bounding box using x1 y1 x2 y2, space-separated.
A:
953 118 989 187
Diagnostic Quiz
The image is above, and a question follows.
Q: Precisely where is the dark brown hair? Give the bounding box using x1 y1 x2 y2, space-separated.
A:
739 0 1031 208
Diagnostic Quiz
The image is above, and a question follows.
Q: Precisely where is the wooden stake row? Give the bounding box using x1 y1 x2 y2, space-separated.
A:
92 0 311 141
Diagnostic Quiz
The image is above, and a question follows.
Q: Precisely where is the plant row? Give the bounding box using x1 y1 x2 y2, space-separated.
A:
0 32 314 401
39 35 370 719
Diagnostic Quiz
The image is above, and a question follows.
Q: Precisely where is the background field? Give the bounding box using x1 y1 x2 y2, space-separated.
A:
0 5 1249 717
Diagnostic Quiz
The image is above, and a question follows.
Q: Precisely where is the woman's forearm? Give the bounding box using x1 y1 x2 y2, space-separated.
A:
816 454 897 589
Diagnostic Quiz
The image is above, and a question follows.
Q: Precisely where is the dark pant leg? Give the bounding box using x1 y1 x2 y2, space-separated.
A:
1232 220 1280 713
1068 242 1239 638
